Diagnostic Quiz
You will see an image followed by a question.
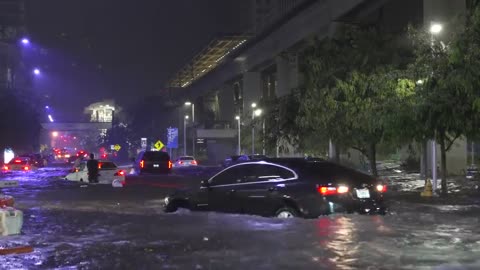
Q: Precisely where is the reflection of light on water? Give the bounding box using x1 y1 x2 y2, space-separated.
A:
314 216 359 269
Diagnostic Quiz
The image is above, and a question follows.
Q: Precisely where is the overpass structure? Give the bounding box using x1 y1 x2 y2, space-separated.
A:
167 0 469 169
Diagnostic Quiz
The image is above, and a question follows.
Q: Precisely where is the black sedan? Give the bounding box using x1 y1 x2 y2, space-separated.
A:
164 158 387 218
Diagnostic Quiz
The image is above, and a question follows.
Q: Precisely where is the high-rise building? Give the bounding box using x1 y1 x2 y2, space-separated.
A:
0 0 26 90
0 0 26 42
253 0 310 34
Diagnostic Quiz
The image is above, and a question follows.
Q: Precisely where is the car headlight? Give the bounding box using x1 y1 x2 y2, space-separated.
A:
164 196 170 205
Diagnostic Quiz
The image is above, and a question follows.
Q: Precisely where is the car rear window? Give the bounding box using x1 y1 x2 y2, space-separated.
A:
143 151 170 161
179 156 194 160
9 158 28 165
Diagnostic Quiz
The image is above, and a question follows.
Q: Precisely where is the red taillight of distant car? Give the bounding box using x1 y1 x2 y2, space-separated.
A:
114 170 125 176
178 161 184 165
3 166 9 171
376 184 387 193
317 185 349 196
191 160 197 165
23 166 30 171
140 160 144 169
168 161 172 169
14 159 21 163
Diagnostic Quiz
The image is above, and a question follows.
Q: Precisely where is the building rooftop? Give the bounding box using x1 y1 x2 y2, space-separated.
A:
167 34 250 88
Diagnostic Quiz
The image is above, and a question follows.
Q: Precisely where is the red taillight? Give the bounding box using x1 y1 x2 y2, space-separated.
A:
14 159 21 163
168 161 172 169
23 166 30 171
191 160 197 165
3 166 9 171
115 170 125 176
179 161 184 165
98 163 102 169
140 160 144 168
376 184 387 193
317 185 349 196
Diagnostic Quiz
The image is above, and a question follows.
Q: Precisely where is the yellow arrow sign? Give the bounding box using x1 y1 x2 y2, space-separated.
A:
113 144 121 151
154 140 165 150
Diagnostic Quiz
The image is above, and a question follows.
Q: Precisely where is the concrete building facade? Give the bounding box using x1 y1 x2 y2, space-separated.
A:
169 0 471 168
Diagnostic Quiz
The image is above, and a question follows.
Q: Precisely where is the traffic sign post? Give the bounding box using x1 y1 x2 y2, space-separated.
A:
113 144 121 151
154 140 165 151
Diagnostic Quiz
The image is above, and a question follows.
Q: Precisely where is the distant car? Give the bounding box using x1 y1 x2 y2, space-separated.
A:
466 166 479 180
3 157 37 172
18 153 47 167
164 158 387 218
134 151 172 175
222 154 268 167
64 160 126 184
173 156 198 167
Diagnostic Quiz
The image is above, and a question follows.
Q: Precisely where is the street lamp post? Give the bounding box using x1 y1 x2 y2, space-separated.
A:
251 103 256 155
183 115 189 156
185 102 195 157
429 22 443 194
251 104 263 155
235 116 241 155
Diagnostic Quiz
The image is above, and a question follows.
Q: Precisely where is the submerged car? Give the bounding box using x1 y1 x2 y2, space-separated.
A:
64 160 126 184
134 150 172 174
173 156 198 167
466 166 479 180
164 158 387 218
3 157 37 172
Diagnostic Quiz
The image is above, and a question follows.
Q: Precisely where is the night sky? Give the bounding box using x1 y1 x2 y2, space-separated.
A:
25 0 252 121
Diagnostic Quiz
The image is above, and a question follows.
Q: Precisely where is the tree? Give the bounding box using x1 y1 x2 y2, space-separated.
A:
407 7 480 195
300 26 410 176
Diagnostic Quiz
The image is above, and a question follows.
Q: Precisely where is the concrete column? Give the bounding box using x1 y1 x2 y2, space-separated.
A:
276 53 299 97
242 72 261 109
218 84 235 123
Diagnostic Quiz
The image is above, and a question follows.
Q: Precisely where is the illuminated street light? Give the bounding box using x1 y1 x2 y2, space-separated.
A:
33 68 41 75
254 109 263 117
251 103 257 108
21 38 30 45
48 115 54 122
430 23 443 35
52 131 58 137
417 79 424 85
183 115 189 156
45 105 49 109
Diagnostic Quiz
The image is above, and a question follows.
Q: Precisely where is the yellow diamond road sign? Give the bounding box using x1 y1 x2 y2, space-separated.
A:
154 140 165 150
113 144 121 151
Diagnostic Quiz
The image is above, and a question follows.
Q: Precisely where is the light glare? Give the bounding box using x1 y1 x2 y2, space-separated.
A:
430 23 443 34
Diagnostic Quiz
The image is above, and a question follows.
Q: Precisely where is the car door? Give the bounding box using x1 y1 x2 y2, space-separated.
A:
200 165 244 214
236 164 297 216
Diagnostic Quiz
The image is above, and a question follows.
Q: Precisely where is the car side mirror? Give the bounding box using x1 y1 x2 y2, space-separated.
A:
201 180 210 188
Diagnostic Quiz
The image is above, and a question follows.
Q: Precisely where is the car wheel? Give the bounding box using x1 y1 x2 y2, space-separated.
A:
275 207 298 218
164 201 178 213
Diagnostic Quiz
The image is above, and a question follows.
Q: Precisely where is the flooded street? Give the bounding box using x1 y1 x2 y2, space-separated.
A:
0 166 479 269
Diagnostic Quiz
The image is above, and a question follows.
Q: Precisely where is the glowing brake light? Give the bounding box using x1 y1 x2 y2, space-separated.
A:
114 170 125 176
178 161 184 165
168 161 172 169
191 160 197 165
376 184 387 193
3 166 9 171
140 160 144 168
317 185 349 196
23 166 30 171
14 159 21 163
98 163 102 169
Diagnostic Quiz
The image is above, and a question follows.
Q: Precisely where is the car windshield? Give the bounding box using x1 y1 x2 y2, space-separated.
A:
8 158 28 165
179 156 194 160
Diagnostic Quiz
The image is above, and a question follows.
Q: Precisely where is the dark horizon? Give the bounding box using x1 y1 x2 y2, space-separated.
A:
25 0 253 122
